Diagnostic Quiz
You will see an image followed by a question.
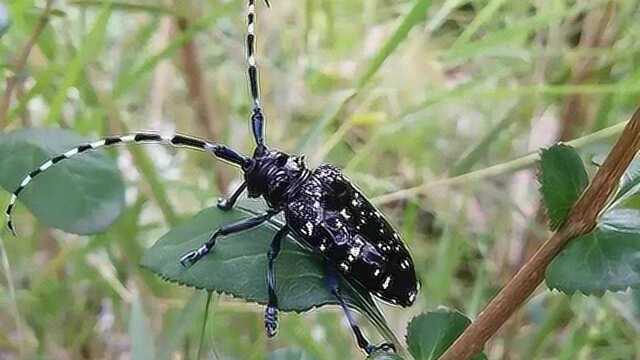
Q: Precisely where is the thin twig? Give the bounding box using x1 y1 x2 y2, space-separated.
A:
440 106 640 360
0 0 54 128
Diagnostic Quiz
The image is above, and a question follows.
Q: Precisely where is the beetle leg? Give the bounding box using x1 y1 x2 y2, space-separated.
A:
180 211 277 267
324 262 396 355
264 227 288 337
217 182 247 211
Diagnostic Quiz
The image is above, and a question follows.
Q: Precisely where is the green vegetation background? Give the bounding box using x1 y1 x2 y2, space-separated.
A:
1 0 640 359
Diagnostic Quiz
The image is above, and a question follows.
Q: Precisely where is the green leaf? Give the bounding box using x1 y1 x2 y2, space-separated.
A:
0 128 125 235
141 200 400 345
546 154 640 295
406 310 486 360
538 144 589 230
129 294 156 360
546 225 640 295
267 347 318 360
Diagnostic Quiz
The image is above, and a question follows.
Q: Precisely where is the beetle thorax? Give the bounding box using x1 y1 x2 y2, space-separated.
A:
243 150 310 208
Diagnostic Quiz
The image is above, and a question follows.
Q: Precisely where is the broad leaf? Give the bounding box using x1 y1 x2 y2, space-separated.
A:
0 128 125 235
406 310 487 360
546 226 640 295
538 144 589 230
141 200 399 345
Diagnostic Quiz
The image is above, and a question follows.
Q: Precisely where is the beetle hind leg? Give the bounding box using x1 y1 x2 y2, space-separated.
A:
264 227 288 337
324 262 396 355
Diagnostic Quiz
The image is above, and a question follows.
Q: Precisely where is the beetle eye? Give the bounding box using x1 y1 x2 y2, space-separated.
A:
276 155 288 166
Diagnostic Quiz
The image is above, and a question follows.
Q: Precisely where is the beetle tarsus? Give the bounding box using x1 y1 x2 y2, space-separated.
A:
365 343 396 355
179 245 210 267
216 198 231 211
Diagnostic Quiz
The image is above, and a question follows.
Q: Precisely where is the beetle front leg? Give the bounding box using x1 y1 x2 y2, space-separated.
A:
180 211 277 267
264 227 288 337
324 262 395 355
217 182 247 211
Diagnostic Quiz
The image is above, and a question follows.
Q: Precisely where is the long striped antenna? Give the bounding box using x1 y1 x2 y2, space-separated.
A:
5 132 249 236
247 0 269 153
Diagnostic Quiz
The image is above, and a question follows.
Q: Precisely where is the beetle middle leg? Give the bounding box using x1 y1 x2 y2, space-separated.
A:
179 210 277 267
324 262 396 355
217 181 247 211
264 227 288 337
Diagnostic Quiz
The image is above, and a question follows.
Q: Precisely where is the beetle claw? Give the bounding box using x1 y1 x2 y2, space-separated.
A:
179 245 209 267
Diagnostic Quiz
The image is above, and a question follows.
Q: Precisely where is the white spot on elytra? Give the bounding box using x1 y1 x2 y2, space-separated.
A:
373 269 381 277
339 262 349 271
340 209 351 219
400 259 410 270
305 222 314 235
408 292 416 303
319 244 326 252
382 276 392 290
121 134 136 142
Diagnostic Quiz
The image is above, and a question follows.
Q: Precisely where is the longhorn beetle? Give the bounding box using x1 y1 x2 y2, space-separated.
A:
5 0 419 355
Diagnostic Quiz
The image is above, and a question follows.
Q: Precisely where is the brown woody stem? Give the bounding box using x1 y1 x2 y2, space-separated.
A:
440 106 640 360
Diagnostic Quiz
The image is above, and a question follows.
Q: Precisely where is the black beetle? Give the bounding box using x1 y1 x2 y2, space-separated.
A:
5 0 418 354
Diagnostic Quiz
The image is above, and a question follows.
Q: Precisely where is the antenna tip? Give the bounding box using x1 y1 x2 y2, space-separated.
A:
264 0 271 8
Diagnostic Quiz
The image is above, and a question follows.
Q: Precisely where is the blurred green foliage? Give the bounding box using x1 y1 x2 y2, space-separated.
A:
1 0 640 359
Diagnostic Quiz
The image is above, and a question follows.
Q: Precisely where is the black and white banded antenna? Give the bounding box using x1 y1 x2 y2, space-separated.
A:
247 0 270 153
4 132 250 236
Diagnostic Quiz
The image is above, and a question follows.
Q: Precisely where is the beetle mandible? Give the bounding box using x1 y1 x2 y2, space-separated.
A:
4 0 419 354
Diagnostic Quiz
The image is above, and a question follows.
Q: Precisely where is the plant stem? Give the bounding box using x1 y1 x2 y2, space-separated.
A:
439 106 640 360
197 291 214 360
0 0 54 128
373 118 630 204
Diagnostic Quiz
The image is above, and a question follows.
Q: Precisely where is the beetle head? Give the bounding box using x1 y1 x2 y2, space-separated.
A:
243 149 308 206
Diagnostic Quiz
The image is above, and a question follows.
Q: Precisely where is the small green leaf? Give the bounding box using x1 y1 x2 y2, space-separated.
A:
141 199 398 345
406 310 486 360
267 347 318 360
546 226 640 295
0 128 125 235
538 144 589 230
